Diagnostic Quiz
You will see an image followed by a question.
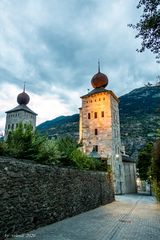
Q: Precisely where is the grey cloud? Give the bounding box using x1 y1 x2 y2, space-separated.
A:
0 0 159 122
0 68 22 86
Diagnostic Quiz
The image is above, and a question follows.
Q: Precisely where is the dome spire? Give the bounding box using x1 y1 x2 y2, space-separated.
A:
23 81 26 92
98 59 100 73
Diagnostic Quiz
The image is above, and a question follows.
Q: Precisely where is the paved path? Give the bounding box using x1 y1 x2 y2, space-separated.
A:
11 194 160 240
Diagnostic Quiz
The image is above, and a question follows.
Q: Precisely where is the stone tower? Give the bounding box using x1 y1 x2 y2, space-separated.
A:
79 64 125 194
5 86 37 139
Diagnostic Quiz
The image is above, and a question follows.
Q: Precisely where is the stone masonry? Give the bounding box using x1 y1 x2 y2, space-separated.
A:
0 157 114 239
79 89 125 194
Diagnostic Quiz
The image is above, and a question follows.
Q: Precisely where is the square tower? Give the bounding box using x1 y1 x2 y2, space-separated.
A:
4 89 37 139
79 69 125 194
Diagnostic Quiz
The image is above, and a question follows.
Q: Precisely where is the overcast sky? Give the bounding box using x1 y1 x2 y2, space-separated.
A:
0 0 159 133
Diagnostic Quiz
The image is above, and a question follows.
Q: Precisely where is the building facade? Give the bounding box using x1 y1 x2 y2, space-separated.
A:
5 88 37 139
79 66 125 194
122 155 137 193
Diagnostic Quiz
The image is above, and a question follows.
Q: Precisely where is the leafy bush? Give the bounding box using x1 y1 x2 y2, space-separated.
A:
152 181 160 202
56 136 78 166
70 149 109 171
36 139 61 165
0 141 6 156
4 125 109 172
151 140 160 201
137 143 153 181
55 136 108 171
70 149 96 170
6 123 45 160
97 160 109 172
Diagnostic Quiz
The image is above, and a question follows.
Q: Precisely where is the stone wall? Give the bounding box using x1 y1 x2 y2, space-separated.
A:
0 157 114 239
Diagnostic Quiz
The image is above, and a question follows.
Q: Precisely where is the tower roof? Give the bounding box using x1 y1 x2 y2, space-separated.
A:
5 104 37 115
81 87 119 102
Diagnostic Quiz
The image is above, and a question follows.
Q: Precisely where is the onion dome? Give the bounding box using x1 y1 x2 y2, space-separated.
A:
17 91 30 105
17 83 30 105
91 61 108 88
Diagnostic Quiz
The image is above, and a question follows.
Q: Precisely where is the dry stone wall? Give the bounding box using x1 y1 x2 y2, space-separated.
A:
0 157 114 239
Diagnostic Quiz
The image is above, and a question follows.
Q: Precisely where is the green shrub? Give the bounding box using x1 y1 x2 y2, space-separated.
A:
137 143 153 181
0 141 7 156
4 126 109 172
97 159 109 171
70 149 108 171
6 123 45 160
36 139 61 164
151 140 160 201
152 181 160 202
70 149 96 170
56 136 78 166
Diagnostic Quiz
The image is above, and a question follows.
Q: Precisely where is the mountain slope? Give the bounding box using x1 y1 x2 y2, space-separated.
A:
37 114 79 139
119 85 160 159
37 85 160 159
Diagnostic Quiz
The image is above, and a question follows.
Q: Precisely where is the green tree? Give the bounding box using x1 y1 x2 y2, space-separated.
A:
129 0 160 61
6 123 45 159
151 140 160 201
56 136 106 171
0 141 6 156
36 139 61 164
56 136 78 166
4 126 109 172
70 148 98 170
137 142 153 180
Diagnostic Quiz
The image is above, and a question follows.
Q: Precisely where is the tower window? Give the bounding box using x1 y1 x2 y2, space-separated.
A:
119 165 121 176
94 112 97 118
93 145 98 152
88 113 91 119
8 124 10 129
11 124 14 129
101 111 104 117
95 129 98 135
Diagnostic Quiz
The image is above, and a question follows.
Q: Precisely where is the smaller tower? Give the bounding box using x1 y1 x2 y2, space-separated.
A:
4 86 37 139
